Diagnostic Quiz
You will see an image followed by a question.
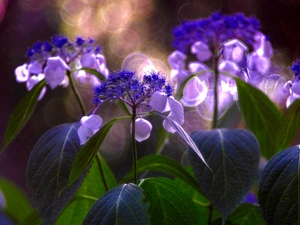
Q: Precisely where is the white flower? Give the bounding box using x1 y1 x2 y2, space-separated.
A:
15 64 29 82
77 115 103 145
130 118 153 142
44 56 70 89
149 91 184 133
191 41 212 62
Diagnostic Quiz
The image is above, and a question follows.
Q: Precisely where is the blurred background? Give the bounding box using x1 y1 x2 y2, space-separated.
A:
0 0 300 206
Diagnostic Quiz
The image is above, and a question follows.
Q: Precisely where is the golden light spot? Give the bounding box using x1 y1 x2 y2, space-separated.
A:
60 0 90 26
110 29 140 58
102 2 132 32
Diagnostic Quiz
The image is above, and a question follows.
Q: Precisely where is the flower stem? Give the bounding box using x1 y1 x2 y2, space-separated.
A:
131 107 138 184
96 153 109 192
207 204 213 225
67 71 86 116
212 54 219 129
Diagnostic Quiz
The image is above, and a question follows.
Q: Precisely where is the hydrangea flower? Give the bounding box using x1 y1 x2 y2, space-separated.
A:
78 69 183 144
285 59 300 107
169 12 274 114
172 11 261 53
14 35 109 100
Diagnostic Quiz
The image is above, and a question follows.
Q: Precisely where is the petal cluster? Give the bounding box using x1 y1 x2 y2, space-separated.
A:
169 12 277 113
79 70 184 144
285 59 300 107
14 35 109 100
172 11 261 53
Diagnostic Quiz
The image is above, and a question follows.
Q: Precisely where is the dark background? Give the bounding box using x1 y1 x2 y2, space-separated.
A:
0 0 300 192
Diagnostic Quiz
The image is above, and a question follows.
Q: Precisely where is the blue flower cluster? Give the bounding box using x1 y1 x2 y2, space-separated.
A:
172 11 261 53
93 69 172 106
26 35 102 64
291 59 300 76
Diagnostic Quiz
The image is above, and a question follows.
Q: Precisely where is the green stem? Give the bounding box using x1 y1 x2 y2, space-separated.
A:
207 204 213 225
67 71 86 116
96 153 109 192
212 54 219 129
73 194 98 201
131 107 138 184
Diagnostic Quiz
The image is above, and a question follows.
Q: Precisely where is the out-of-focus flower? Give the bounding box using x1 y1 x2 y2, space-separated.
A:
172 11 261 53
169 12 276 116
285 60 300 107
14 35 109 100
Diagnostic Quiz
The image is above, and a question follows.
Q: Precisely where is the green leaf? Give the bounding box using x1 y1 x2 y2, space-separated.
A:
234 77 282 159
120 155 202 193
227 203 266 225
57 155 117 225
20 209 43 225
0 178 32 224
189 129 260 223
83 183 149 225
216 102 242 128
27 123 84 225
174 167 213 225
79 68 106 81
155 126 171 154
2 80 46 151
65 116 130 191
276 99 300 151
140 177 201 225
258 146 300 225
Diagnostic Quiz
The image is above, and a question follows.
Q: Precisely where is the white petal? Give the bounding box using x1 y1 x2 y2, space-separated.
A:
172 69 190 86
130 118 152 142
163 97 185 134
90 75 101 86
168 50 187 70
37 86 47 101
168 96 184 125
77 125 94 145
74 70 87 84
47 56 70 70
28 61 43 74
81 53 96 68
26 74 46 100
96 54 109 78
191 41 212 61
26 75 39 91
149 91 169 112
188 62 209 74
44 66 65 89
181 77 208 107
291 81 300 95
15 64 29 82
80 115 103 130
253 32 273 58
247 53 270 74
222 39 248 63
218 60 240 76
60 75 69 88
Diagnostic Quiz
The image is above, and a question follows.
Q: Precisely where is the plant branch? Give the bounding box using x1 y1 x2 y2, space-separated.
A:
131 106 138 184
212 54 219 129
96 153 109 192
67 70 86 116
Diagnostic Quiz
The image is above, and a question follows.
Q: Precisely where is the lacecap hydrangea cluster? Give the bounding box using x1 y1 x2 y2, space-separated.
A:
77 70 184 144
15 35 109 100
168 11 283 112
